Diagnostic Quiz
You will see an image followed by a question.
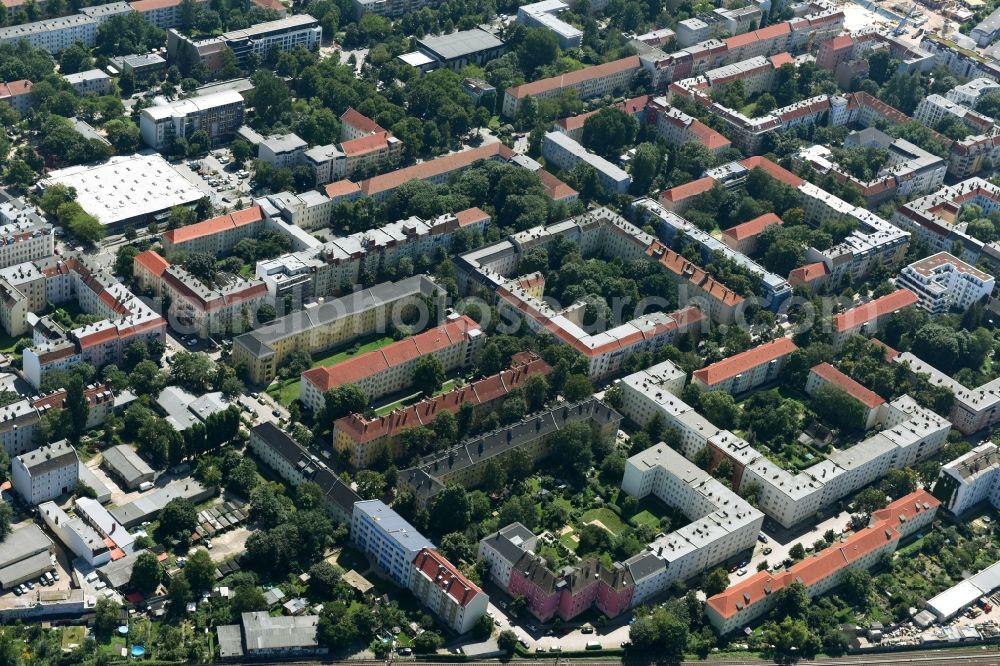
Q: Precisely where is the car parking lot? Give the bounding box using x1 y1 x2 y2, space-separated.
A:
169 149 252 209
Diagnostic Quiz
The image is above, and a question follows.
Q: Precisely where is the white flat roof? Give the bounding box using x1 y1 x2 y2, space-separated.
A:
43 154 204 226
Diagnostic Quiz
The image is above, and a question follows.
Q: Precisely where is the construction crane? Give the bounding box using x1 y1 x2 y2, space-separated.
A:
893 3 918 36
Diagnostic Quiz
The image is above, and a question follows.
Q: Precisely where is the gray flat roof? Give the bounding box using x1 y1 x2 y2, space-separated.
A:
0 524 52 570
101 445 154 485
417 28 504 61
0 551 53 587
242 611 319 651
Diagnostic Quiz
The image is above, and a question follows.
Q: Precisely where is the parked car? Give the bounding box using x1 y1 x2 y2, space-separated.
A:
737 569 747 576
763 547 772 555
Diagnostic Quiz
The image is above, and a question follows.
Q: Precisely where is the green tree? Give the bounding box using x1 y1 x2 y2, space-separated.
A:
0 501 11 541
355 469 386 500
249 69 292 128
59 41 94 75
811 383 866 432
429 484 471 534
497 629 518 653
630 142 662 194
516 27 559 74
230 584 267 616
158 498 197 543
700 391 738 429
185 548 215 592
629 607 689 662
94 597 121 639
130 552 162 595
411 354 445 397
581 107 639 159
703 567 730 596
64 375 89 444
854 487 888 517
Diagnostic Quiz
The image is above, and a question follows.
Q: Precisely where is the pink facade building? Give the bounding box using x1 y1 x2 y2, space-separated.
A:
507 553 634 622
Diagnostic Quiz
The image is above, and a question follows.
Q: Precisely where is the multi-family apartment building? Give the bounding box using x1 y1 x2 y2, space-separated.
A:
139 90 246 151
896 252 995 315
258 134 308 169
831 289 919 350
892 178 1000 266
332 352 551 468
39 501 111 567
232 275 444 383
934 442 1000 516
410 548 489 634
159 262 269 338
805 362 885 430
400 398 621 506
478 523 539 589
300 314 484 412
676 5 762 47
160 206 265 257
217 14 321 65
248 422 361 525
705 490 939 633
0 14 100 53
20 257 166 389
617 358 950 528
692 337 797 394
256 207 489 301
502 56 641 118
0 80 34 115
721 213 782 255
635 198 791 310
516 1 582 49
12 440 79 505
0 203 54 271
542 131 632 194
351 0 438 19
351 500 433 588
794 128 946 207
621 441 764 600
661 155 910 288
63 69 113 96
129 0 206 29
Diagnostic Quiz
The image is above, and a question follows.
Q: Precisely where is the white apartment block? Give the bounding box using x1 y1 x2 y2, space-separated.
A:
516 0 582 49
692 337 796 394
892 351 1000 435
478 523 539 589
410 548 489 634
140 90 246 151
542 131 631 194
618 359 950 528
934 443 1000 515
223 15 322 65
39 501 111 567
706 490 938 634
63 69 113 96
621 443 764 606
0 14 99 53
258 134 308 169
13 440 79 506
893 178 1000 263
0 214 54 271
896 252 994 315
299 314 484 413
946 78 1000 108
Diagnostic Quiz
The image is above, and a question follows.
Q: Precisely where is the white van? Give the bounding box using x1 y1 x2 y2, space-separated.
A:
138 481 154 492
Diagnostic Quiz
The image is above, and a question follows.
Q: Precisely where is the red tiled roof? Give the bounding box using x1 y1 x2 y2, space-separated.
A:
723 213 782 241
252 0 285 11
740 156 804 188
706 490 939 620
537 169 578 202
32 383 114 411
302 315 480 393
77 326 120 350
826 35 854 50
334 352 551 444
659 177 714 204
809 363 884 409
360 144 513 197
162 206 263 246
413 548 484 607
0 80 32 98
687 120 731 151
324 180 362 199
693 337 797 386
340 107 383 135
133 250 169 279
341 132 392 158
788 262 829 284
506 57 641 100
832 289 918 333
455 207 490 227
129 0 184 10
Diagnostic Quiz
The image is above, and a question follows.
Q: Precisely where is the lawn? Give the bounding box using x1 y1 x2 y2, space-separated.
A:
581 507 627 536
61 627 85 651
265 336 396 405
373 378 461 416
0 331 27 354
